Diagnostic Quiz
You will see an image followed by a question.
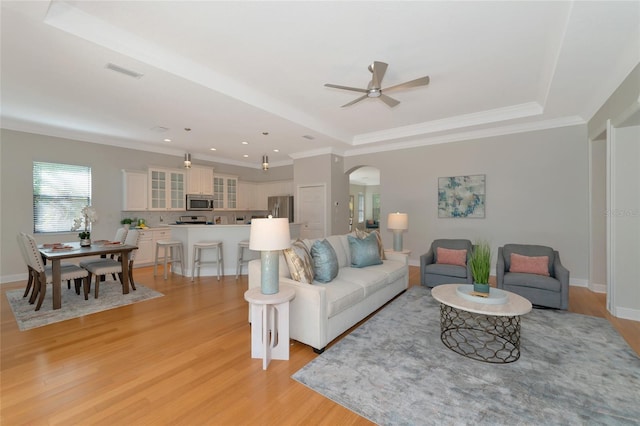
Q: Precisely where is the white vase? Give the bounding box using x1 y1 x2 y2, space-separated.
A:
80 238 91 247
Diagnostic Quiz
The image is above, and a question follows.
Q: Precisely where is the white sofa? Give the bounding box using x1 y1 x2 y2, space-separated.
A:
248 233 409 353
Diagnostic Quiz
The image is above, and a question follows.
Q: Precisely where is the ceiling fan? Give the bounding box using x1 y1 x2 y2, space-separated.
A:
325 61 430 108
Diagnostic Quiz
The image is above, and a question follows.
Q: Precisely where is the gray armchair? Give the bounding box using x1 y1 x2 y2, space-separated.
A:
420 239 473 287
497 244 569 310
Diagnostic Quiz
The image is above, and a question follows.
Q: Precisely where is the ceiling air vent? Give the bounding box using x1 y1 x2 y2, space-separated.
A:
105 63 144 79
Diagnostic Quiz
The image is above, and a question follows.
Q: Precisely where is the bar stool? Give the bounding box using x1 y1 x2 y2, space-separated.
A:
154 240 184 280
192 241 224 281
236 240 251 279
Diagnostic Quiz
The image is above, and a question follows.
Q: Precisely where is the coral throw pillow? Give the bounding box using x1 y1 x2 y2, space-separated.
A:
510 253 550 276
436 247 467 267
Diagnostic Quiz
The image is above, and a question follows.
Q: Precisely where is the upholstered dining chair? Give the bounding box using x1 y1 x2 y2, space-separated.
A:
100 227 129 281
20 233 90 310
17 233 39 303
496 244 569 310
80 230 140 298
420 239 474 287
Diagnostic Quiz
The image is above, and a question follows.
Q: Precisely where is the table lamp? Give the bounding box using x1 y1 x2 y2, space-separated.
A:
249 215 291 294
388 212 408 252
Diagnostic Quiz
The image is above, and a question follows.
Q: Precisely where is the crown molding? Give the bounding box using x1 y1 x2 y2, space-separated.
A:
351 102 543 145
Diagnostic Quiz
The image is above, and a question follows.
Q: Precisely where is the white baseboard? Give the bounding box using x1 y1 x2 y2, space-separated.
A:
612 306 640 322
569 278 589 288
588 282 607 294
1 273 28 285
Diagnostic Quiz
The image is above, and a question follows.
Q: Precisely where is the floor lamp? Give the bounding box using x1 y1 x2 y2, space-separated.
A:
388 212 408 252
249 216 291 294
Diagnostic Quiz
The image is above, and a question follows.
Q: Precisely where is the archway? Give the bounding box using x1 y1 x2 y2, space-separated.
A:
347 166 381 232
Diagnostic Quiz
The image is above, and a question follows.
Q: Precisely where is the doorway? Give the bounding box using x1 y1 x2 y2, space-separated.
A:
348 166 381 232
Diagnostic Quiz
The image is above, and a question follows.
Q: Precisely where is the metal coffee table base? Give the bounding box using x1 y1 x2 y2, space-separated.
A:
439 304 522 363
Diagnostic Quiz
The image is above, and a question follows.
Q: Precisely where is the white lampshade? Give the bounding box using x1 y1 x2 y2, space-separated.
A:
388 212 408 230
250 216 291 251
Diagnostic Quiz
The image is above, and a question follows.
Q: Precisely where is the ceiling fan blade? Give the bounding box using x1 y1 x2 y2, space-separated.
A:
341 94 368 107
370 61 388 89
384 76 430 93
379 94 400 108
324 83 368 93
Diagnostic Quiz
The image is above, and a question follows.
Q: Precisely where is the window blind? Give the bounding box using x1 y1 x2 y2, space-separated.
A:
33 161 92 233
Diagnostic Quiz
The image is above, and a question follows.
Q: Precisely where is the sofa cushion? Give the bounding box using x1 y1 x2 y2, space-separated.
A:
348 233 383 268
283 239 315 283
311 239 339 283
509 253 550 276
436 247 467 267
504 272 561 292
327 235 350 268
337 266 389 297
425 263 468 279
357 259 407 291
323 279 366 318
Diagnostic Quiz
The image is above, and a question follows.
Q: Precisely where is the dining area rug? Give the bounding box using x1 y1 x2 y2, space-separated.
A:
292 285 640 425
6 283 163 331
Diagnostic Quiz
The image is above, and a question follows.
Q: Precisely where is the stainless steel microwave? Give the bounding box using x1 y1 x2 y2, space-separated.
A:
186 194 214 211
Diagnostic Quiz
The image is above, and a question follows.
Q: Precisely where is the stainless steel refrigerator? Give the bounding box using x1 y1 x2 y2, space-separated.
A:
268 196 294 222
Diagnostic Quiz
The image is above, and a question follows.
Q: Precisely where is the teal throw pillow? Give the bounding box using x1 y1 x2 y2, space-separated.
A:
310 239 339 283
348 233 383 268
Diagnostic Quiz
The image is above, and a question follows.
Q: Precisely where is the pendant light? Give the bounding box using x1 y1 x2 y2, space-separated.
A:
184 153 192 169
262 155 269 171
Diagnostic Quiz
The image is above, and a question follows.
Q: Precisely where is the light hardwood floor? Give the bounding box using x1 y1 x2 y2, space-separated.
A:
1 266 638 425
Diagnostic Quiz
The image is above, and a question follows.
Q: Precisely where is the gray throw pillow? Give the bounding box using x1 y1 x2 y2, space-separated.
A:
311 239 339 283
348 233 383 268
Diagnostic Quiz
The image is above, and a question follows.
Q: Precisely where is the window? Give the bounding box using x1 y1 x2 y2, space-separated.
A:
358 193 365 223
33 162 92 233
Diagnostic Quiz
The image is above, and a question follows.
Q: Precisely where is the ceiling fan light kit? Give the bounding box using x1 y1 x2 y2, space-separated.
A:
325 61 430 108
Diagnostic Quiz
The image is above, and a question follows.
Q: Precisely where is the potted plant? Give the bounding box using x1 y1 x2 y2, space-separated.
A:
72 206 98 246
120 218 133 229
470 240 492 294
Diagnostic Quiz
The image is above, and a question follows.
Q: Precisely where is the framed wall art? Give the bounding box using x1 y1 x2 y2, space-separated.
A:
438 174 486 218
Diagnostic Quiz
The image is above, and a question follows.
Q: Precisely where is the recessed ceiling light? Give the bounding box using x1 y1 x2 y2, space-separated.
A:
273 149 279 152
303 135 315 140
242 141 249 145
243 154 249 158
262 132 269 136
210 148 216 151
163 138 172 142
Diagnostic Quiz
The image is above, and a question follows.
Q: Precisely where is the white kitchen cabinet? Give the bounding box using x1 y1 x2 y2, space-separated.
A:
134 227 171 267
148 168 186 211
122 170 148 211
187 166 213 195
213 174 238 210
134 230 154 266
238 181 257 210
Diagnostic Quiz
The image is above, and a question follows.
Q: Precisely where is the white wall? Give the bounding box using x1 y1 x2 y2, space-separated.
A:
344 124 590 283
589 139 607 291
609 124 640 319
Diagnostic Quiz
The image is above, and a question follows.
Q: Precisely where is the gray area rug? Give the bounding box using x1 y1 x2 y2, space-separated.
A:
6 282 163 331
293 286 640 425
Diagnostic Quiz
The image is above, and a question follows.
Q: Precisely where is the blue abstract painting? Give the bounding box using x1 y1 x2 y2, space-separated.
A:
438 175 486 218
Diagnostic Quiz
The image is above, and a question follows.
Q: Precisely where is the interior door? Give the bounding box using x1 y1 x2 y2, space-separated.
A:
298 185 326 239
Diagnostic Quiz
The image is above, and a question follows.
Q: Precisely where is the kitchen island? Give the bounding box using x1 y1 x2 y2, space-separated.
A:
168 223 301 278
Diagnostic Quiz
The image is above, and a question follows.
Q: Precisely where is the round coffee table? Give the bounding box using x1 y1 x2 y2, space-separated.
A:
431 284 532 363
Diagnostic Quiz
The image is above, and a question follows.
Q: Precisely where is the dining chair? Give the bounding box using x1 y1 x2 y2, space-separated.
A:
81 230 140 298
99 227 130 281
21 233 90 310
17 233 39 303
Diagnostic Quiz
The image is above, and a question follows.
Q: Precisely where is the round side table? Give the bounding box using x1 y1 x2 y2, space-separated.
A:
244 286 295 370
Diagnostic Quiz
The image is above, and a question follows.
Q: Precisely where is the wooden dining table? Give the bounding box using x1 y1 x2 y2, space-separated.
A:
39 242 138 310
